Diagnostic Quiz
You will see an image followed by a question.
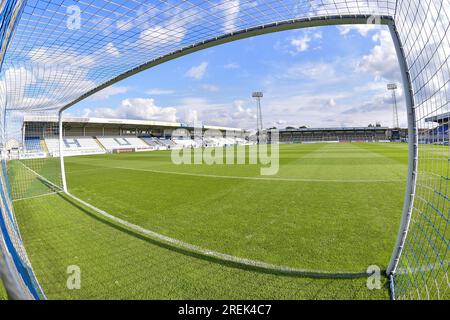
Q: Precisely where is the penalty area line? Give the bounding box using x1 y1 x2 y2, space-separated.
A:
16 161 64 192
12 191 62 202
65 191 367 279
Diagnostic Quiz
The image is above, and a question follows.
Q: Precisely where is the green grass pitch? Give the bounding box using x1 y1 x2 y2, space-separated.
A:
0 280 6 299
8 142 410 299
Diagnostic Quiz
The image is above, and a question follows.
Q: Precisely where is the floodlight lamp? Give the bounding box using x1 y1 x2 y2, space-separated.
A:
387 83 398 90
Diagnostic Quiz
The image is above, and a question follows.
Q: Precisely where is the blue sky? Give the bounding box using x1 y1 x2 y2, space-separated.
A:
68 24 406 130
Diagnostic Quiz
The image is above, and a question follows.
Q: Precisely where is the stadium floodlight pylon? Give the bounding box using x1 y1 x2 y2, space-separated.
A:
252 92 264 143
0 0 448 300
387 83 400 129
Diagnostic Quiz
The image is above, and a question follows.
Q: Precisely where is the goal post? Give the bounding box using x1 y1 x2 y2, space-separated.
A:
58 111 67 193
0 0 448 301
0 110 64 300
386 24 418 277
0 0 46 300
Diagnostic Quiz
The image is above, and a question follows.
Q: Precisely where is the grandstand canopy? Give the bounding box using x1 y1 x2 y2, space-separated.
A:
23 115 245 133
279 127 389 133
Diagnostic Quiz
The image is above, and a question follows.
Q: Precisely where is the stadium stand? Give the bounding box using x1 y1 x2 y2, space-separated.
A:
172 137 199 148
44 137 105 157
424 112 450 144
24 137 42 152
140 137 167 150
279 127 390 144
223 137 238 146
20 116 248 155
157 138 179 149
234 137 249 145
202 136 240 147
96 136 153 152
430 124 449 143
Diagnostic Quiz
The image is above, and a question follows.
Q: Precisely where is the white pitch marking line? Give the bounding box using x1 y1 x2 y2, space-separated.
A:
13 191 61 202
111 166 405 183
16 161 63 192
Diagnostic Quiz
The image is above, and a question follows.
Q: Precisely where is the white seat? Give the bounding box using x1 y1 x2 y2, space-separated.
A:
96 136 151 152
44 137 105 156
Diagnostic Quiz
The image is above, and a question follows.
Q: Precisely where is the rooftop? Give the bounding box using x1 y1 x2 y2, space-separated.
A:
23 115 245 132
279 127 390 132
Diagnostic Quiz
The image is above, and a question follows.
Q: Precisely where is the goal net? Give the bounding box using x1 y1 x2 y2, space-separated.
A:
390 0 449 300
5 111 63 201
0 0 448 300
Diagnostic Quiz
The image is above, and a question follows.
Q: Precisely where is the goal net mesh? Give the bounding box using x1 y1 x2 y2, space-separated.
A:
0 0 448 300
5 111 62 201
392 0 449 300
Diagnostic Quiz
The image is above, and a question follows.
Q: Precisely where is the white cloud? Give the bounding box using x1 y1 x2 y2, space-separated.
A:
84 98 177 122
340 88 407 127
186 62 208 80
1 67 36 106
224 63 240 69
215 0 240 33
170 97 256 129
116 19 133 31
28 46 96 68
178 97 210 110
290 34 312 53
146 88 176 95
0 50 98 111
231 100 256 121
259 92 401 129
328 98 337 107
88 85 129 101
139 24 186 49
282 62 336 80
201 84 219 92
105 42 120 57
357 30 400 82
337 25 381 37
276 31 322 55
134 7 202 53
184 109 199 125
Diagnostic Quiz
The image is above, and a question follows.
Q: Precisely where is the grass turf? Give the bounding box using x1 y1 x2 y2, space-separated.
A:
0 280 7 300
10 143 409 299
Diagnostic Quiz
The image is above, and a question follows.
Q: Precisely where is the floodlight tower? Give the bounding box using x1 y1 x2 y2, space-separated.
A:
252 92 264 143
387 83 400 129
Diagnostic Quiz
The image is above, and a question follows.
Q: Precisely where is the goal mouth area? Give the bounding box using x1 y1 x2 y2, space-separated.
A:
1 0 448 300
59 190 373 280
11 143 407 282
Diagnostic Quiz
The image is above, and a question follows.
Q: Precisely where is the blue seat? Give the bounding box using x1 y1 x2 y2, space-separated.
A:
24 137 42 152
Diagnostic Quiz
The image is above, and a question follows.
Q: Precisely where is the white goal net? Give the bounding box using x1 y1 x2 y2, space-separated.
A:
0 0 447 300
